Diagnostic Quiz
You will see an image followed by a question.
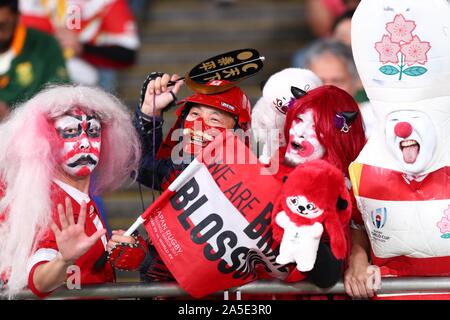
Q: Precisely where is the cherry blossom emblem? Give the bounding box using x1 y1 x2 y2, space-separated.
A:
374 14 431 80
436 205 450 239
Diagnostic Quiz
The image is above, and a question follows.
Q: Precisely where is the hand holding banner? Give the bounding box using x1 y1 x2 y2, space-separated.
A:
126 132 288 297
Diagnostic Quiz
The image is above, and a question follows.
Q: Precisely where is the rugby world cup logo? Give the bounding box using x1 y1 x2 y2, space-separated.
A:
371 208 387 229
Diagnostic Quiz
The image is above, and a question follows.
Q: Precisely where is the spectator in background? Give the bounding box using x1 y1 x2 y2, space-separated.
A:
303 40 356 97
0 0 68 121
302 39 375 138
305 0 359 38
292 7 358 77
128 0 151 23
19 0 140 93
292 8 356 76
327 9 369 105
331 9 353 47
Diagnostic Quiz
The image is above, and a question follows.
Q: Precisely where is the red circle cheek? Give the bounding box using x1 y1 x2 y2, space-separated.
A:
298 141 315 157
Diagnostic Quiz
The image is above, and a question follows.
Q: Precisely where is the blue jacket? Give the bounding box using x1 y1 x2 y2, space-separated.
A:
133 107 188 191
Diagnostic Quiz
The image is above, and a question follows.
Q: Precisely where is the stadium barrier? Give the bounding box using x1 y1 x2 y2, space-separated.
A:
2 278 450 300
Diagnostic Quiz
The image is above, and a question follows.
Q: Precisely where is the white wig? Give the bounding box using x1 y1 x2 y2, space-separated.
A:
0 85 141 297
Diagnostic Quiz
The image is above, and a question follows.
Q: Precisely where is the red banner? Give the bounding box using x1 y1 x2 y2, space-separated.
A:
143 132 288 297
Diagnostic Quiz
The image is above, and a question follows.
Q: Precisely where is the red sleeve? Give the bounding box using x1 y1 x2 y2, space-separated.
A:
27 261 56 299
26 226 59 298
102 0 137 34
20 15 54 34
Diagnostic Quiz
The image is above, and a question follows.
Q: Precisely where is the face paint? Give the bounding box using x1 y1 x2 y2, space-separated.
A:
286 195 324 219
385 110 437 175
182 118 226 156
285 109 325 166
273 97 290 115
54 110 101 177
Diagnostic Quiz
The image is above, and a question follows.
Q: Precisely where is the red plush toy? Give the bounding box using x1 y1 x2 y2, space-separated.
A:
272 160 352 272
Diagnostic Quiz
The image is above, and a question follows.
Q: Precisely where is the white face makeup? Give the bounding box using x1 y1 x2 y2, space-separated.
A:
284 109 325 166
54 111 102 177
286 195 324 219
385 110 437 175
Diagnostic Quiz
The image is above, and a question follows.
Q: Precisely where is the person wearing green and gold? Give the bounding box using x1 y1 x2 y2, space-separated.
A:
0 0 68 120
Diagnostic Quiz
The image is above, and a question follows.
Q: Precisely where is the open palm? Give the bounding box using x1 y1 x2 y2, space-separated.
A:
51 197 106 265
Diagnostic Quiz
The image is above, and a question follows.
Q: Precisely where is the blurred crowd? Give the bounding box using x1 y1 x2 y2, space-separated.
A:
0 0 150 121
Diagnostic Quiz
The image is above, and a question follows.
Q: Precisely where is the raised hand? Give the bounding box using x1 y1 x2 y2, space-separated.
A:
141 73 184 117
51 197 106 265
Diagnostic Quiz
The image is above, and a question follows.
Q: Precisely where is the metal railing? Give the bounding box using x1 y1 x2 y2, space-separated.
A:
3 278 450 300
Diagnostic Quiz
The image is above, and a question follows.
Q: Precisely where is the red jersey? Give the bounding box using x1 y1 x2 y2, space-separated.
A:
20 0 139 68
27 180 114 298
350 163 450 299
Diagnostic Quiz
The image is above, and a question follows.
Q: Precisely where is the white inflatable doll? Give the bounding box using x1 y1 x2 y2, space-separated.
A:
348 0 450 299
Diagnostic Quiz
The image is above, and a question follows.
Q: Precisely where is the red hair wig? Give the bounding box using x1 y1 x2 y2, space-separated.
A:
284 85 366 173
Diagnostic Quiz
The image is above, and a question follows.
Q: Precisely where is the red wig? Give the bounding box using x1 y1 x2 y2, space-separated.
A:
284 85 366 174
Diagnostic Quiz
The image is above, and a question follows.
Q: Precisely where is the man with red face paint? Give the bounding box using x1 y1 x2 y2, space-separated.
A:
0 85 141 298
133 72 251 191
107 72 252 283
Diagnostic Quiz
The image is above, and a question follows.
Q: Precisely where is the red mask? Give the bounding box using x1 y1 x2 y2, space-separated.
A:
182 118 226 156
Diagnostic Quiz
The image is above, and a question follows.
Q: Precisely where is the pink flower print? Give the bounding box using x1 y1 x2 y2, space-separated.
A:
444 205 450 220
437 217 450 234
386 14 416 43
375 35 401 64
400 36 431 66
375 14 429 80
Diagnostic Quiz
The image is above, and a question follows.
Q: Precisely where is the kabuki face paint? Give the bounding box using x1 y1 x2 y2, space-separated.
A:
54 110 101 177
285 109 325 166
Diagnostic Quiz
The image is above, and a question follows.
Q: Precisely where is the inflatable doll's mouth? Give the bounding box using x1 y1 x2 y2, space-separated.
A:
400 139 420 164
